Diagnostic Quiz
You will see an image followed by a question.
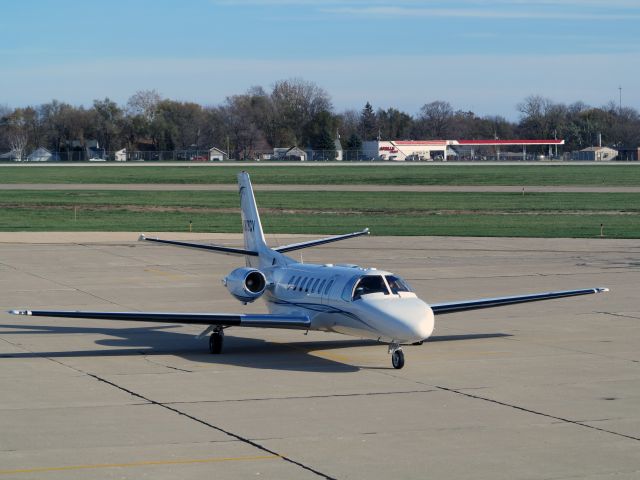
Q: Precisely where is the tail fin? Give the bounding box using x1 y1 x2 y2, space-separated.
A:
238 172 269 260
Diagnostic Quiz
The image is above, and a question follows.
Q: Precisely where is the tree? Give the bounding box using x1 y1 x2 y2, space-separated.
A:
91 98 123 151
416 101 453 138
127 89 162 122
377 107 412 139
306 110 337 160
271 78 332 146
359 102 377 140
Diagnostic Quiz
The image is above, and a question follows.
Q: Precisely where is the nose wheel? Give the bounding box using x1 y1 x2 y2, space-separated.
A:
209 327 224 354
389 344 405 369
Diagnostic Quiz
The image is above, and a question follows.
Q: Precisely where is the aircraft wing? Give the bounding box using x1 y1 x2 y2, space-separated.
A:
430 287 608 315
9 310 310 330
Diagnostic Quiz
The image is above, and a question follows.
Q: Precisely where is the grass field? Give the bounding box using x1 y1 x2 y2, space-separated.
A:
1 164 640 186
0 190 637 238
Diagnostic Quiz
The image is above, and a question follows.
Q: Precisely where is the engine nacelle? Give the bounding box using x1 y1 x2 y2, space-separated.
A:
222 267 267 303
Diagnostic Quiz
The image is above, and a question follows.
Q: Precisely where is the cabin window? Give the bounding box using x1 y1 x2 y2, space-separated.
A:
293 276 302 290
298 277 308 291
353 275 390 300
310 278 320 293
385 275 412 294
317 279 326 294
305 278 312 293
325 279 334 295
288 276 296 290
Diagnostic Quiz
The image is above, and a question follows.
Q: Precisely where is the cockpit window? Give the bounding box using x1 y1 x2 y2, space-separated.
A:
353 275 390 300
385 275 412 294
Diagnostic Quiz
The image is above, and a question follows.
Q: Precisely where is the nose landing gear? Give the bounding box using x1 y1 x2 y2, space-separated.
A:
389 343 405 369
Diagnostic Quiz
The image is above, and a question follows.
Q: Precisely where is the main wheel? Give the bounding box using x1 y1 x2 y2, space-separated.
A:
209 331 224 354
391 349 405 369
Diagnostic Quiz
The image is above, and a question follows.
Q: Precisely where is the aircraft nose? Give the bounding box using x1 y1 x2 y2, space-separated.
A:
368 297 434 343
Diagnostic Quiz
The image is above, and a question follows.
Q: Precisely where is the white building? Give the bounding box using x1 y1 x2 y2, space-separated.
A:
27 147 53 162
362 139 565 161
362 140 448 161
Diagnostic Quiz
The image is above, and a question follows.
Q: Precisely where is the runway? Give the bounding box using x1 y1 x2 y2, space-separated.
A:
1 234 639 479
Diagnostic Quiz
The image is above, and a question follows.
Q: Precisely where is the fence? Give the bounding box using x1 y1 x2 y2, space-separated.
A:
2 148 633 163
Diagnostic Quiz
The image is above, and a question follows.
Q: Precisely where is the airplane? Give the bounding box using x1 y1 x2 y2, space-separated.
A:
10 172 608 369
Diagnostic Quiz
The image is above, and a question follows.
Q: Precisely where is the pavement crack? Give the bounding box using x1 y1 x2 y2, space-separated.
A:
166 389 437 405
83 372 338 480
432 384 640 443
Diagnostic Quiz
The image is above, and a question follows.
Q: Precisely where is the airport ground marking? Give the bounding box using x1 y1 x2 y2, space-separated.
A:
0 455 278 476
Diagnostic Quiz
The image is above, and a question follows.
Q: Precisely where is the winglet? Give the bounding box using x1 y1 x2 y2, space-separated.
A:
138 234 146 241
9 310 30 316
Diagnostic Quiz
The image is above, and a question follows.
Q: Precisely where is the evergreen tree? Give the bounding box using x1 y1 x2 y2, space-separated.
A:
360 102 378 140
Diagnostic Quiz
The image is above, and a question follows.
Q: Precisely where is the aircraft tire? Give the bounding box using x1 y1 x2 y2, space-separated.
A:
392 349 405 369
209 331 224 354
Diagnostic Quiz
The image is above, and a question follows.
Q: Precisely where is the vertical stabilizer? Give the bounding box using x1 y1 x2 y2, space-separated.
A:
238 172 269 265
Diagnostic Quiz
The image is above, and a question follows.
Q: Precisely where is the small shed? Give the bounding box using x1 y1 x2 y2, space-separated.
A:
274 146 307 161
208 147 227 162
572 146 618 161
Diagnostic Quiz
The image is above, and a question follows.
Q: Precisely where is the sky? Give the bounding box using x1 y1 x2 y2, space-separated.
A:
1 0 639 119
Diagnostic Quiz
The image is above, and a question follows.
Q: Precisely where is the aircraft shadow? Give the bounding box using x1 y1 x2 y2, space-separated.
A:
0 323 511 372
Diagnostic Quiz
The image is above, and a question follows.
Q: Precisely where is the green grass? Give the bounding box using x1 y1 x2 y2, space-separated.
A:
1 164 640 185
1 190 640 212
0 190 638 238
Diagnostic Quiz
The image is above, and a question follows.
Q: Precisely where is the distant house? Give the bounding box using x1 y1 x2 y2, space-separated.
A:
208 147 227 162
273 146 307 161
572 146 618 161
27 147 53 162
0 149 20 161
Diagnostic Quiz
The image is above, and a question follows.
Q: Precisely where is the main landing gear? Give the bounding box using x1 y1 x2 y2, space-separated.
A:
389 343 405 369
209 327 224 354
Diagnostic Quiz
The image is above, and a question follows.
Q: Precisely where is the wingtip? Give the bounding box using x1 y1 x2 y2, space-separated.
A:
596 287 610 293
138 234 146 241
8 310 30 316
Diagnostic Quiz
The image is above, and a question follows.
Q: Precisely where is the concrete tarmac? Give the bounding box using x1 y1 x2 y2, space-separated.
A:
0 234 639 479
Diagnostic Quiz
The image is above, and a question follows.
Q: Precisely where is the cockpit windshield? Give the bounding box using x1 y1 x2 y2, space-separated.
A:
353 275 389 300
385 275 412 294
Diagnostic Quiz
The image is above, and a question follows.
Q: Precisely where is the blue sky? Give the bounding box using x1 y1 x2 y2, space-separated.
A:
1 0 638 118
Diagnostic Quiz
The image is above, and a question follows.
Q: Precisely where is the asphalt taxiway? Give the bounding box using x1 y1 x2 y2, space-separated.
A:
0 234 638 479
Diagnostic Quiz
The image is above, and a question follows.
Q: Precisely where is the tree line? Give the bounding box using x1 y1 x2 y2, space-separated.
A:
1 78 639 160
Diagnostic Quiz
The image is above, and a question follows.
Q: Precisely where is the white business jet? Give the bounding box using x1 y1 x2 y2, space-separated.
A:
11 172 608 369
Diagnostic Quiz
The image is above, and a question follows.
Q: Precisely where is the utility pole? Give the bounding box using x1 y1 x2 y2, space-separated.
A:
619 86 622 113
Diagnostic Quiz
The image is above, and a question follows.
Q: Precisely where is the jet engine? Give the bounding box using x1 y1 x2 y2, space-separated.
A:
223 267 267 303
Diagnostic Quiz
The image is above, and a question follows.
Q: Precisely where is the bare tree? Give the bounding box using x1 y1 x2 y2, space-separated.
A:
9 132 28 160
126 89 162 122
417 101 454 138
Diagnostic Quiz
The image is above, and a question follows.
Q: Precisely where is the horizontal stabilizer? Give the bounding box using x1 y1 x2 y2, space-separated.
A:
430 287 608 315
9 309 310 330
139 235 259 257
275 228 370 253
